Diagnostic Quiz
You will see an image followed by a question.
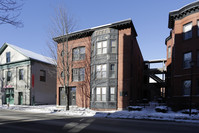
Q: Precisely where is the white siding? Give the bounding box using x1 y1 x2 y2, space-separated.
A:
0 46 28 65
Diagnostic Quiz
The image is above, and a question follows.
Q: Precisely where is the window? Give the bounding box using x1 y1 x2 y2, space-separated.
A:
168 46 171 59
109 64 115 78
110 87 115 101
183 22 192 40
6 52 10 63
72 68 85 81
96 64 106 78
79 68 85 81
61 71 64 78
110 40 117 53
19 69 24 80
61 50 64 57
72 47 85 61
96 87 106 101
7 71 11 81
97 41 107 54
40 70 46 82
183 52 192 69
183 80 191 96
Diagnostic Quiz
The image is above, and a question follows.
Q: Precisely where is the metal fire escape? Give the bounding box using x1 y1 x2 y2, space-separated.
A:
144 59 166 101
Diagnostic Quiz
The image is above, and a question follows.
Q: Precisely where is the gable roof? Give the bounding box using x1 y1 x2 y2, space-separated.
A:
0 43 55 65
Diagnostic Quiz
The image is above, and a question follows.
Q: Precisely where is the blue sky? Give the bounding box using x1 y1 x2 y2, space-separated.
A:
0 0 196 60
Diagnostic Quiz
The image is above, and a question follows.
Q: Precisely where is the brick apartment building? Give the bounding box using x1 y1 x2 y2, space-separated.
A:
166 1 199 109
54 19 144 110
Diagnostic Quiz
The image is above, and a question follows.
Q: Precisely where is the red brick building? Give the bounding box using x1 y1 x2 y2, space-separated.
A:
166 1 199 109
54 19 144 110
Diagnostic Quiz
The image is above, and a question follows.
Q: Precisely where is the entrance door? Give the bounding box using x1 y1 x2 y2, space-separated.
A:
18 92 23 105
69 87 76 106
5 88 14 104
59 87 66 105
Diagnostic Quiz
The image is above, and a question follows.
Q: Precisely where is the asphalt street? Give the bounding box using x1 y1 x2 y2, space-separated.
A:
0 110 199 133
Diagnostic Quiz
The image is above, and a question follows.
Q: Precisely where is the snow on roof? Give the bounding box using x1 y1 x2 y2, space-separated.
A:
5 43 55 65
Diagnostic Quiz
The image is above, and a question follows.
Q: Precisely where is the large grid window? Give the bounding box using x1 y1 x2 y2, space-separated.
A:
109 64 115 78
72 47 85 61
183 52 192 69
72 68 85 82
96 87 106 101
96 64 106 78
7 71 11 81
19 69 24 80
110 40 117 53
6 52 10 63
97 41 107 54
110 87 115 101
183 80 191 96
183 22 192 40
40 70 46 82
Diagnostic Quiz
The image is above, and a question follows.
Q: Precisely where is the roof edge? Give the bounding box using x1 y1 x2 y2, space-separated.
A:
168 1 199 29
53 19 137 43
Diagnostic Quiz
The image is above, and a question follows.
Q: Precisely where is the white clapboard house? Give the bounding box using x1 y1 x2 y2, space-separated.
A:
0 43 56 105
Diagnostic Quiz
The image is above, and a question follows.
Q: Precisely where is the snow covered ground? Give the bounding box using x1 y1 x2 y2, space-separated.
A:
0 103 199 123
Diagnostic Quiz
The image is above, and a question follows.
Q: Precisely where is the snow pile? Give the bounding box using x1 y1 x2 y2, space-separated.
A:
0 104 199 123
155 106 168 113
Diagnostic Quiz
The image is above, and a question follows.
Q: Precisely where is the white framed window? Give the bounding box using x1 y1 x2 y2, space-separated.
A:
183 80 191 96
6 52 10 63
72 47 85 61
109 64 115 78
97 41 107 54
72 68 85 82
110 87 115 101
7 71 11 81
183 52 192 69
19 69 24 80
168 46 171 59
96 87 106 101
96 64 106 78
183 22 192 40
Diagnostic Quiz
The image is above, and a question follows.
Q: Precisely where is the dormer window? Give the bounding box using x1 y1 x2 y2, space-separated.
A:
183 22 192 40
6 52 10 63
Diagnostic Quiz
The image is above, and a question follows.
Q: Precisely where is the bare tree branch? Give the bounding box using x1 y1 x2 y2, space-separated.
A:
0 0 23 27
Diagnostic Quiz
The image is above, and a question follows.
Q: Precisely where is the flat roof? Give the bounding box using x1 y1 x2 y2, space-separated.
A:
168 1 199 29
53 19 137 43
